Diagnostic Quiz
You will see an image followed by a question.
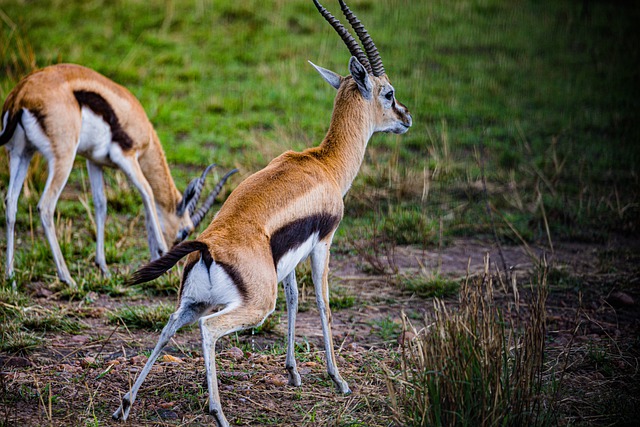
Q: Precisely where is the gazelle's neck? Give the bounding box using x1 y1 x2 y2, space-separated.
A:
312 85 374 195
138 129 182 212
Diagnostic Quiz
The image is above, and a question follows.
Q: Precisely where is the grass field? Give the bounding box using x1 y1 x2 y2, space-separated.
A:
2 0 639 257
1 0 639 425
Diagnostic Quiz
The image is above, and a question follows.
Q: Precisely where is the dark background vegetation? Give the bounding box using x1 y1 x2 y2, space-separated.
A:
1 0 639 425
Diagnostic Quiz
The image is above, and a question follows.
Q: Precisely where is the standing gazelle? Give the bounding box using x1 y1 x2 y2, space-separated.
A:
112 1 411 425
0 64 237 287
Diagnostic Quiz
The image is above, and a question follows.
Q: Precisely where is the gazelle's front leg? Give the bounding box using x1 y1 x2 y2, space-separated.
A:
283 271 302 386
310 240 350 394
86 160 109 276
110 151 167 259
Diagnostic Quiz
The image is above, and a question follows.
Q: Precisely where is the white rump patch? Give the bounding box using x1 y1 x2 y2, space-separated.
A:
181 258 242 310
20 109 54 162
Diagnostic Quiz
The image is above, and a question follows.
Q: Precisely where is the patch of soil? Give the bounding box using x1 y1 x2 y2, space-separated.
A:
1 237 639 425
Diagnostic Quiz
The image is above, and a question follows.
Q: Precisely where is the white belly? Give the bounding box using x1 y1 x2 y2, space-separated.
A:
77 107 114 165
275 233 318 283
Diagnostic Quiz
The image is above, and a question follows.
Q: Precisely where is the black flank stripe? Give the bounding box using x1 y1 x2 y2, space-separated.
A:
73 90 134 150
0 109 23 146
30 109 48 136
270 213 341 268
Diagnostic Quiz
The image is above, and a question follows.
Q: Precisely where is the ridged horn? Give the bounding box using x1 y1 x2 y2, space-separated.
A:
339 0 385 76
191 168 239 228
312 0 372 74
176 163 216 217
187 164 217 216
176 179 197 217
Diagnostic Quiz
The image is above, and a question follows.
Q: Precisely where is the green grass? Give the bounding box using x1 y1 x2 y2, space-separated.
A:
369 315 401 343
0 0 638 286
20 309 85 333
400 274 460 298
0 325 41 355
0 0 638 365
108 303 175 331
0 288 30 315
329 293 356 310
0 289 41 354
0 288 85 353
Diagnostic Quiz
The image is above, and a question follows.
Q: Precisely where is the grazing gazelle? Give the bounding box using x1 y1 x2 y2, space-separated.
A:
112 0 411 425
0 64 237 287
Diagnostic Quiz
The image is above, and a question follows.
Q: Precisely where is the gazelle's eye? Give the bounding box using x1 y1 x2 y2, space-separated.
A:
385 91 394 101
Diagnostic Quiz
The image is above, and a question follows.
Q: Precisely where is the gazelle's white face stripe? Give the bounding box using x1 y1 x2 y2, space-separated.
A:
376 81 412 134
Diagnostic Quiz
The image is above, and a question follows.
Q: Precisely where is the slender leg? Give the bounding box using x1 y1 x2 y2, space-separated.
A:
4 132 34 288
110 153 167 260
283 271 302 386
38 154 76 286
86 160 109 276
310 240 350 394
16 105 82 287
113 305 200 421
200 305 274 427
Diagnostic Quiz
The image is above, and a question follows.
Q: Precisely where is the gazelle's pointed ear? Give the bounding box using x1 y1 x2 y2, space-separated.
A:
348 57 373 100
308 60 342 90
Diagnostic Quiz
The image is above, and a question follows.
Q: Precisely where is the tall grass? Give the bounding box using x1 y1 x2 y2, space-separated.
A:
1 0 638 286
0 11 37 91
387 255 552 426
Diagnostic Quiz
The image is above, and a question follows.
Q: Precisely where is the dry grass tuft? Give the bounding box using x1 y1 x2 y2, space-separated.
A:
386 255 553 426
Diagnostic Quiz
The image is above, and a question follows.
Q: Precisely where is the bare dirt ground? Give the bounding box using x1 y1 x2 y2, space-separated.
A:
1 236 639 426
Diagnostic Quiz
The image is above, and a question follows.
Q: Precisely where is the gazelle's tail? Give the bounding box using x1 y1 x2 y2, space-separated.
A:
0 110 23 146
128 240 209 285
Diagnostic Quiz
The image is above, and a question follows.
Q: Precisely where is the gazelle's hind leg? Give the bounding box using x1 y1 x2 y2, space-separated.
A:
112 303 203 421
199 303 276 427
311 239 350 394
86 160 109 276
4 124 34 288
20 107 80 287
283 271 302 386
37 152 77 286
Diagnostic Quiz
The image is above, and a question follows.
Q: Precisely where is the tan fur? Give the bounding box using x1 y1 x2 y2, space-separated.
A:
1 64 211 285
113 5 412 423
4 64 183 216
